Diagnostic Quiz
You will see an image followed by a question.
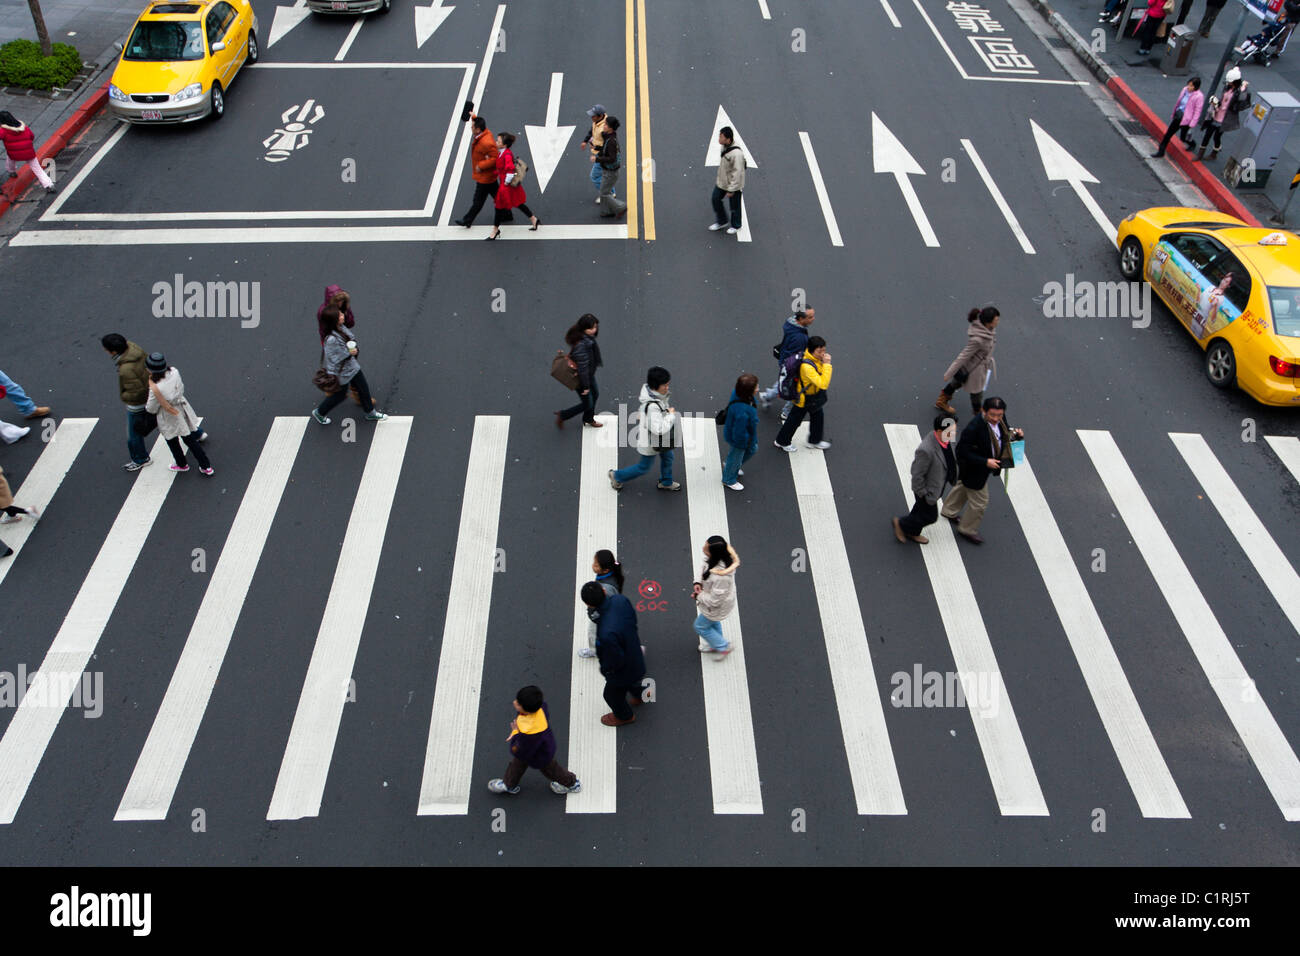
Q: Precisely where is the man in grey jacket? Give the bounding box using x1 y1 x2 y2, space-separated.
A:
709 126 746 235
892 415 958 545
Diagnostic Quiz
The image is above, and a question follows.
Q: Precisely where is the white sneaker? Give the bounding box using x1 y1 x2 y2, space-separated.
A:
774 441 797 453
724 481 744 491
738 469 744 476
595 196 602 203
0 514 20 524
808 440 832 450
577 647 597 658
708 222 727 231
699 641 718 653
780 408 790 421
726 227 738 235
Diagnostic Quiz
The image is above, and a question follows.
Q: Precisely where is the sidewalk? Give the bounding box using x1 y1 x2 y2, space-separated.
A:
1036 0 1300 223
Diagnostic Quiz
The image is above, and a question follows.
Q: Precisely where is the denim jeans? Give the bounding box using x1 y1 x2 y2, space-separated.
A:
318 370 375 416
694 613 729 651
721 443 756 484
125 406 151 464
0 369 36 416
712 186 742 228
614 448 674 485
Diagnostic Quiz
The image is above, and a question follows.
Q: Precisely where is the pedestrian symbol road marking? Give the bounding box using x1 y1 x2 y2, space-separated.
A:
263 100 325 163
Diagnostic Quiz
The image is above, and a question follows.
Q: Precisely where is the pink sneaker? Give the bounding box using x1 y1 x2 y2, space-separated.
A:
169 464 189 472
199 467 214 476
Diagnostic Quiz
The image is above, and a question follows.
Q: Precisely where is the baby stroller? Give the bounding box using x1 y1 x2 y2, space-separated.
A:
1236 15 1295 66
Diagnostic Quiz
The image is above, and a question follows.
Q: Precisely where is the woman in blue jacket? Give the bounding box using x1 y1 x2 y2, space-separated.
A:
721 373 759 491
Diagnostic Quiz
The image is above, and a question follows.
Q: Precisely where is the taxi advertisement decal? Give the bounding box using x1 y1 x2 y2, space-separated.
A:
1147 241 1242 340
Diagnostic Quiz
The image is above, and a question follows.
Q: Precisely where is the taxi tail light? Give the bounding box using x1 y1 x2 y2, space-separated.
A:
1269 355 1300 378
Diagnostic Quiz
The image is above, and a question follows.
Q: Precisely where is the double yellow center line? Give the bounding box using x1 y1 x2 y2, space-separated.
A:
625 0 655 240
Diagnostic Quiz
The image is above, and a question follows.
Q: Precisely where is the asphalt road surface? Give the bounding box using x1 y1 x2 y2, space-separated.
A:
0 0 1296 867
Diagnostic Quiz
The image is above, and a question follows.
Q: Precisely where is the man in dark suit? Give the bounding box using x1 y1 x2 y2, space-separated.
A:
941 397 1024 545
893 415 958 545
581 581 646 726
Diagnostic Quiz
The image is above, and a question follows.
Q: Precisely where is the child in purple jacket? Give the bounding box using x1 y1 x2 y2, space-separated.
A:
487 686 582 795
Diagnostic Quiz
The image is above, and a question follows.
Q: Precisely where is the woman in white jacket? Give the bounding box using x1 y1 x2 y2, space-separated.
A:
693 535 740 659
144 352 213 475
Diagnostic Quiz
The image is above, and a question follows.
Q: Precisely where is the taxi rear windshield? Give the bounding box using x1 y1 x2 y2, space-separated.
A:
123 20 205 61
1267 286 1300 337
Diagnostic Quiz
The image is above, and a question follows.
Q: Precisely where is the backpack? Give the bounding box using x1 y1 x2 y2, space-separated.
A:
776 354 812 401
714 398 746 426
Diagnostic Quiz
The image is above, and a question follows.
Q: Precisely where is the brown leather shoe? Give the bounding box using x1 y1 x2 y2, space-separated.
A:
600 713 635 727
25 406 50 419
626 693 643 707
584 420 604 428
909 534 929 545
555 411 565 428
892 517 906 543
958 531 984 545
934 392 956 415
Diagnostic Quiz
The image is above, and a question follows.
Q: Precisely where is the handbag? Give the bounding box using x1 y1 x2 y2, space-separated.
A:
714 398 745 426
313 346 342 394
550 349 579 390
508 156 529 187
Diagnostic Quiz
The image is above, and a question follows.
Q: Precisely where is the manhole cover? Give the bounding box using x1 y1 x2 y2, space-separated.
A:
1118 119 1149 136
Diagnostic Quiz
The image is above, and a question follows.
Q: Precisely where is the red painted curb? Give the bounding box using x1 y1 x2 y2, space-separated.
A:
0 80 110 220
1106 75 1262 227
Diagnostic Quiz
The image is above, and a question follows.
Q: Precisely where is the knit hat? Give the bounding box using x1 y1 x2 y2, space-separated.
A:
145 352 168 372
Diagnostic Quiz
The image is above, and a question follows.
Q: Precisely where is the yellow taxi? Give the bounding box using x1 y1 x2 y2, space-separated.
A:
1118 207 1300 406
108 0 258 123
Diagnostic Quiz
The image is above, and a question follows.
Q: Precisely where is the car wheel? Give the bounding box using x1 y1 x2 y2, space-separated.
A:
1205 339 1236 389
1119 236 1144 281
380 0 391 12
209 82 224 121
247 30 259 64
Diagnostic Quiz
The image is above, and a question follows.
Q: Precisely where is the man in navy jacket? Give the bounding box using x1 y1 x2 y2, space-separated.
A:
941 396 1024 545
582 581 646 726
758 307 816 418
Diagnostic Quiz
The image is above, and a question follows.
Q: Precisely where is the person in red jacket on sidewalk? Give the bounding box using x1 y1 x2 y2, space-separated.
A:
0 111 56 193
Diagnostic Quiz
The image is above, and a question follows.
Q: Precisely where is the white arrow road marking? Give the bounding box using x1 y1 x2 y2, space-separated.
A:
737 198 751 242
335 17 364 61
415 0 455 48
871 112 937 247
799 131 842 247
961 138 1034 254
268 0 311 49
705 105 757 167
523 72 575 193
1030 119 1116 246
880 0 901 28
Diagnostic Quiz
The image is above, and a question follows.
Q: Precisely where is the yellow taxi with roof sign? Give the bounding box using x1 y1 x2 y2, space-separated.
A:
1117 207 1300 405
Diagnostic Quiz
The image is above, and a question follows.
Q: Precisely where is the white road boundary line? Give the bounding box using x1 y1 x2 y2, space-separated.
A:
0 419 96 592
757 0 771 19
417 416 510 816
1171 433 1300 636
880 0 901 28
1265 435 1300 486
424 66 476 216
116 417 307 821
439 4 507 226
961 138 1035 254
681 416 762 814
788 423 907 815
40 124 127 220
0 432 177 825
798 131 843 247
565 413 619 813
249 62 474 69
11 224 629 246
335 18 365 61
884 423 1048 816
1003 455 1187 818
1078 429 1300 821
268 417 412 821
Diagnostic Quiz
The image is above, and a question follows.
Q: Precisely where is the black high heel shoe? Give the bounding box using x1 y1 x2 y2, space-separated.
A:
530 218 541 231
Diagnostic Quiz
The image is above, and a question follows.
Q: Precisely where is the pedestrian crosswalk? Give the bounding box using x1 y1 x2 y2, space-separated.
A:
0 416 1297 826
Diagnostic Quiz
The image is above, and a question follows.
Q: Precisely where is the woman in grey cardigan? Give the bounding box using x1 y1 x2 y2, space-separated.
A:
314 307 388 425
693 535 740 659
936 305 1000 417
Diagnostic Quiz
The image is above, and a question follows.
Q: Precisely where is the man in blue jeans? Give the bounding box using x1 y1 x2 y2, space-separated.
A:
103 333 204 472
0 368 50 421
609 366 679 492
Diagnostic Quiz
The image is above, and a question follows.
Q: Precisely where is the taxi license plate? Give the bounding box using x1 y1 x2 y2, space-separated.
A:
141 110 164 120
331 1 347 8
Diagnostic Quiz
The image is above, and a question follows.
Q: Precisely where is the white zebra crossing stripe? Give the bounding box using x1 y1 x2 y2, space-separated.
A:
0 431 177 825
789 422 907 815
0 419 96 593
681 416 763 814
1171 433 1300 637
268 417 413 820
1079 430 1300 821
1264 435 1300 487
1002 455 1189 818
884 424 1048 816
116 417 308 821
565 413 619 814
416 416 510 816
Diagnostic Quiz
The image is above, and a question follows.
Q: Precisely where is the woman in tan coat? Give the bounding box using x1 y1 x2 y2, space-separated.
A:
936 306 1000 417
0 465 40 558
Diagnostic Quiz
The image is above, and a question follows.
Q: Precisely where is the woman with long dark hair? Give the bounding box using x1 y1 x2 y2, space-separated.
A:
555 314 602 428
936 305 1000 417
578 549 625 659
693 536 740 659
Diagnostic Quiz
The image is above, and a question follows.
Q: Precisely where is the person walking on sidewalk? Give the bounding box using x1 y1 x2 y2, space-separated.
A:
313 308 388 425
0 111 56 194
1153 77 1203 157
936 306 1000 417
486 685 582 795
581 580 646 727
773 337 833 453
758 307 815 420
454 116 499 227
892 415 957 546
609 366 680 491
941 397 1024 545
486 132 540 239
596 116 627 219
693 536 740 658
556 314 603 428
145 353 213 476
721 374 759 492
1198 0 1228 37
0 368 50 421
580 104 615 203
1197 69 1249 160
709 126 746 235
1135 0 1171 56
578 550 624 660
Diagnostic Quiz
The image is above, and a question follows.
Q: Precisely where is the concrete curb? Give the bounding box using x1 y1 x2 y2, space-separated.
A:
0 80 109 220
1027 0 1263 226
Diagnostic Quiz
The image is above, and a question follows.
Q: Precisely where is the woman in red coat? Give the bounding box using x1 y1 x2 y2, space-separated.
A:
487 131 541 239
0 111 55 193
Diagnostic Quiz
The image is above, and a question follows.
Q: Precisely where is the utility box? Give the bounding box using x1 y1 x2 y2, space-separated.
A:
1160 24 1198 75
1225 90 1300 189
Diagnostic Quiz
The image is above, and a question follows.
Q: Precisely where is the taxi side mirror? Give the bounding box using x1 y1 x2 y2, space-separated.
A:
212 40 226 52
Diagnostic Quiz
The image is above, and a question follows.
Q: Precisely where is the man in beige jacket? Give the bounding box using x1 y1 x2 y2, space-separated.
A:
710 126 746 236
